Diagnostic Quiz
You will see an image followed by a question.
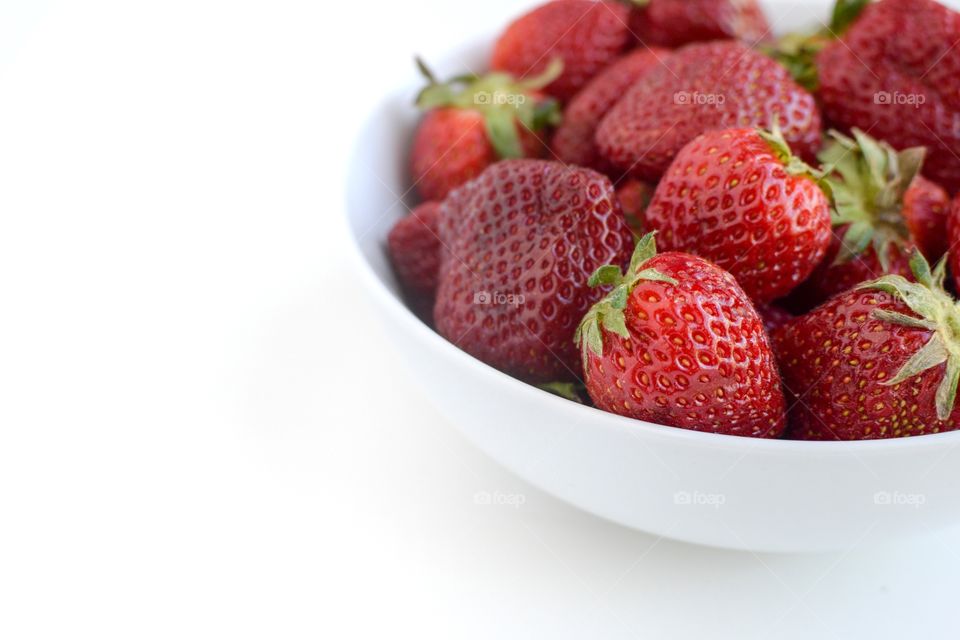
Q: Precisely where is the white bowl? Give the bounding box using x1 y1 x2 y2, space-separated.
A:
345 0 960 553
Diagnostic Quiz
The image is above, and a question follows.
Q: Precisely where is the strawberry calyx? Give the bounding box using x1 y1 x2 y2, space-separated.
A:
414 57 563 159
859 250 960 420
819 128 925 270
756 122 825 181
764 0 871 90
538 381 586 403
763 32 832 91
829 0 872 34
574 232 677 361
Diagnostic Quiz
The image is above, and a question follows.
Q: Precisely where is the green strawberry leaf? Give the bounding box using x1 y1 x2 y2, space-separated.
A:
576 232 676 362
834 221 874 265
830 0 871 34
862 248 960 420
601 306 630 338
821 129 918 266
937 357 960 421
484 107 524 159
912 250 934 288
873 310 938 331
883 333 948 386
588 264 625 287
538 381 586 404
628 231 659 274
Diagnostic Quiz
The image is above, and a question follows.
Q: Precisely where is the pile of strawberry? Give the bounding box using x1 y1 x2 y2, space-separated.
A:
387 0 960 441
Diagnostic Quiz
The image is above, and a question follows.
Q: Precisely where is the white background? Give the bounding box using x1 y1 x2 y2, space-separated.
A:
3 0 960 638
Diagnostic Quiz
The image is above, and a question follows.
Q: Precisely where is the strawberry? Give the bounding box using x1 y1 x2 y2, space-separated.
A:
786 129 926 311
388 201 441 318
552 47 669 171
644 126 832 303
616 177 653 236
575 233 786 437
490 0 631 103
595 41 822 182
774 251 960 440
629 0 770 48
904 175 951 263
817 0 960 192
410 59 562 201
434 159 634 383
946 195 960 292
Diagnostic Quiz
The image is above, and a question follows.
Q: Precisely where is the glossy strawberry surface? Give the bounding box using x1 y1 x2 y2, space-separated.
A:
552 47 668 171
595 41 821 181
629 0 770 48
774 287 960 440
411 109 497 202
434 159 634 382
818 0 960 192
947 195 960 293
645 128 831 303
411 108 544 202
615 177 652 236
904 175 951 263
491 0 631 102
581 251 786 437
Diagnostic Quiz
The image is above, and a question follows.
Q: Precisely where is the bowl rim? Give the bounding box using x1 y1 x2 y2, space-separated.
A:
343 27 960 455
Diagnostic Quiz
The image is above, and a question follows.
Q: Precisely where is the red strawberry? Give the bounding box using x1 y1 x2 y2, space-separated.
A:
490 0 631 103
946 195 960 292
758 304 794 336
595 41 822 181
644 126 832 303
434 159 634 383
388 201 441 318
411 110 497 203
774 252 960 440
616 177 653 236
411 59 562 201
552 47 669 171
817 0 960 192
629 0 770 48
575 233 786 437
786 129 925 311
904 175 951 263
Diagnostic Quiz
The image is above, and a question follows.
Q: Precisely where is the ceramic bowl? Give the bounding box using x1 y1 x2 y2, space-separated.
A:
345 0 960 552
